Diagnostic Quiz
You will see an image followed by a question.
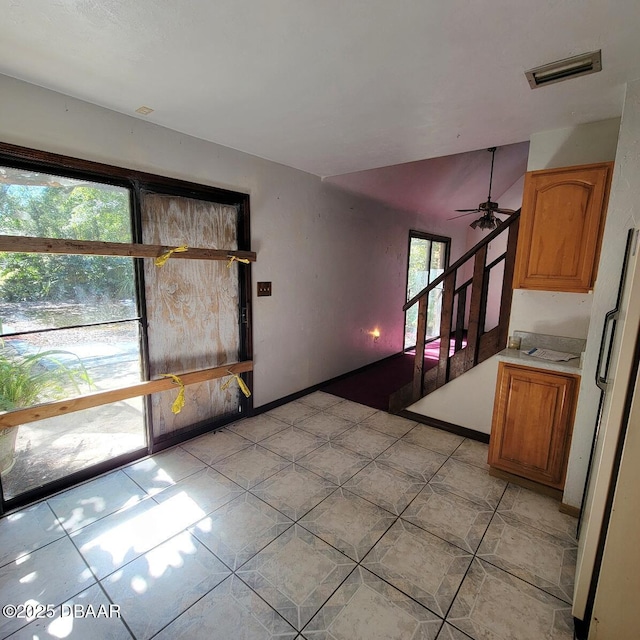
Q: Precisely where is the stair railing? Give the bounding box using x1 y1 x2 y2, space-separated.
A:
390 210 520 412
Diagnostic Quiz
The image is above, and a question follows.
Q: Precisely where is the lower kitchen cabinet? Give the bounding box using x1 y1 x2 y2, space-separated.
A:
488 362 580 490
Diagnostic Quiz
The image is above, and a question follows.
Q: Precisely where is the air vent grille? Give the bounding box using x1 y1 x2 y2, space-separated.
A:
525 50 602 89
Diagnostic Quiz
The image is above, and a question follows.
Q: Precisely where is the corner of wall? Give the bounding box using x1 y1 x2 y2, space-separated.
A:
527 118 621 171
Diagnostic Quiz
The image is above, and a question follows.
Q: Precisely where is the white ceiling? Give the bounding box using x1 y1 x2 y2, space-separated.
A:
0 1 638 179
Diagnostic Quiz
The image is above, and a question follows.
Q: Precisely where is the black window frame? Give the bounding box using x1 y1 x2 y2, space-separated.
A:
404 229 451 350
0 141 253 514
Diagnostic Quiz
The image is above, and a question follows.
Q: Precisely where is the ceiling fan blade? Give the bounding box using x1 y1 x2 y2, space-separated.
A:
455 208 481 212
448 211 481 221
495 208 516 215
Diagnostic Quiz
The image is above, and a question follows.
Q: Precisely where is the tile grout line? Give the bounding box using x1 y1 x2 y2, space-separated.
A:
54 499 141 640
224 453 366 634
235 411 408 634
278 416 449 631
472 552 575 607
175 442 397 640
319 429 500 632
180 432 254 469
226 408 383 633
339 440 493 631
93 579 138 639
441 481 511 630
0 503 95 640
184 414 385 634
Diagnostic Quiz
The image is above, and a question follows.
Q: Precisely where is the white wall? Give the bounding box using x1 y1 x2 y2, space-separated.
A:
409 357 499 434
526 118 621 172
408 118 620 439
0 74 416 408
509 290 593 338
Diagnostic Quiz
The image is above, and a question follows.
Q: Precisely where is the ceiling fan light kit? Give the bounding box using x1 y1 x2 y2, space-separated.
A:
470 215 499 230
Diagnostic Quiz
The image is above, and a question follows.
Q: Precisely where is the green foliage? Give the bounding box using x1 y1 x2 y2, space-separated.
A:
0 182 134 302
0 183 131 241
0 347 93 411
0 253 135 302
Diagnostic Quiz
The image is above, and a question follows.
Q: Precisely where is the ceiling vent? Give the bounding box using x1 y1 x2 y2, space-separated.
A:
525 50 602 89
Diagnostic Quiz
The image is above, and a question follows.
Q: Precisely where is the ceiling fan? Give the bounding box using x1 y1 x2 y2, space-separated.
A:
449 147 516 230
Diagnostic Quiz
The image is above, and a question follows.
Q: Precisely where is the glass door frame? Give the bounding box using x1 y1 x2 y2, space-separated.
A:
0 142 252 515
404 230 451 351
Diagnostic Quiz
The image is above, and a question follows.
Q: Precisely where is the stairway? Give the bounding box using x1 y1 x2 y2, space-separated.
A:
389 210 520 413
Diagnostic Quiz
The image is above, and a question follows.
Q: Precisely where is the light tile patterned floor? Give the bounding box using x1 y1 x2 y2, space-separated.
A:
0 395 578 639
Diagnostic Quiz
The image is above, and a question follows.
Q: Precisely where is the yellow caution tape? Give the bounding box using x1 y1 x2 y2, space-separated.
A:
221 370 252 398
226 255 251 268
155 245 189 267
161 374 186 414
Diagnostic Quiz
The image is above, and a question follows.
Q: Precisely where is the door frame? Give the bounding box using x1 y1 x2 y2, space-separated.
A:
0 141 252 514
404 230 451 350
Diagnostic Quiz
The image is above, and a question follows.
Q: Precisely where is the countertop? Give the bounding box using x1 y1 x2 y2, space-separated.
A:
497 347 582 375
496 330 585 375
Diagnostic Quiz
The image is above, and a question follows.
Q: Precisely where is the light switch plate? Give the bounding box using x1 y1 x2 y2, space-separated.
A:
257 281 272 297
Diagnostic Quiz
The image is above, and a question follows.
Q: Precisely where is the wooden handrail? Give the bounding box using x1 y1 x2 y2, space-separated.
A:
403 210 520 311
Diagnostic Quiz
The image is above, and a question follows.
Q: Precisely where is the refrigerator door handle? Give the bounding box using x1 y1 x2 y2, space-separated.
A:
596 310 618 391
595 229 637 392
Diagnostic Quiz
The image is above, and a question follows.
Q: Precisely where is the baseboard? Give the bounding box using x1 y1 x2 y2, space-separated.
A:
560 502 581 518
153 411 245 451
399 411 490 443
251 351 406 415
488 468 565 502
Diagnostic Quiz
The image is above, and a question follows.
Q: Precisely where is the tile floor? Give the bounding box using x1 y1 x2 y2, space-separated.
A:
0 392 579 639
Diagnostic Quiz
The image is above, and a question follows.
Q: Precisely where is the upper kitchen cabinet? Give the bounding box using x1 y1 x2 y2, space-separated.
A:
514 162 613 293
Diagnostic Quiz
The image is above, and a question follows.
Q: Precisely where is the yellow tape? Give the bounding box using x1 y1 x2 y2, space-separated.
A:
221 370 252 398
155 245 189 267
226 255 251 268
161 374 186 414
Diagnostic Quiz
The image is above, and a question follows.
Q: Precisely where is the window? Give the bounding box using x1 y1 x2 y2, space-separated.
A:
0 166 145 499
404 231 450 350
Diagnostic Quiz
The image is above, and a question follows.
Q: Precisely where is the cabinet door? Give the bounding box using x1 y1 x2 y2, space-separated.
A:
488 363 579 489
514 162 613 293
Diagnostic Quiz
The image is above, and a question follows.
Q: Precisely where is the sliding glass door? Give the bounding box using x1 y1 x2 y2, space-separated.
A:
0 146 253 512
0 166 146 500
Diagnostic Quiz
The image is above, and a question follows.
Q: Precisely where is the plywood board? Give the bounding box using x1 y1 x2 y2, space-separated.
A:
142 193 242 437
